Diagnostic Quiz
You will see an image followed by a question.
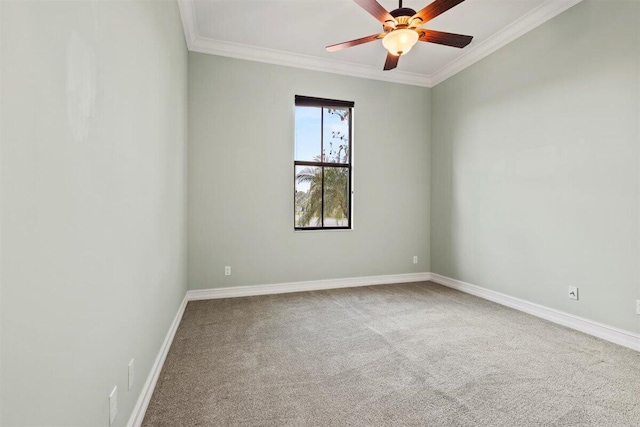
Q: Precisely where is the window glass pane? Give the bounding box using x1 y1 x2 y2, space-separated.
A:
295 107 321 162
323 166 349 227
323 108 350 163
294 97 353 230
295 165 322 228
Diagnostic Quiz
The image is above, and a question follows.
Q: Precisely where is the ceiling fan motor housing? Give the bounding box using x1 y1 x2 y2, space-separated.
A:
390 7 416 18
326 0 474 72
386 8 419 30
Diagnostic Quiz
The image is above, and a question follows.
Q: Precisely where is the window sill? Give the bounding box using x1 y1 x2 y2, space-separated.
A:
294 227 353 233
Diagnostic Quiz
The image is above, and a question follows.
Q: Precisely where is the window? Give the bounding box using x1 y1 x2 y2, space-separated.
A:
294 95 353 230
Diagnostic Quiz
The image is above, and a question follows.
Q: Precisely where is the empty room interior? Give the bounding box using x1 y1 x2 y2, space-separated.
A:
2 0 640 425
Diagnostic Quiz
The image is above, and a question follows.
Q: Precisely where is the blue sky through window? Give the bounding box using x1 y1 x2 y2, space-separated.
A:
295 107 321 162
295 106 350 193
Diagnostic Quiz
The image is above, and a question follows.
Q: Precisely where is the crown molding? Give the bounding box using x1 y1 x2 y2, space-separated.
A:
429 0 583 86
188 36 433 87
177 0 582 88
177 0 197 47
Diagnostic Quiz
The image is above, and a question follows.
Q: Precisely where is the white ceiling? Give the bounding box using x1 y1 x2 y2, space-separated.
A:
178 0 582 87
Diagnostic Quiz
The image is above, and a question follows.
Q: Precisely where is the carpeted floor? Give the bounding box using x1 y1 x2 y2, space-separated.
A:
142 281 640 426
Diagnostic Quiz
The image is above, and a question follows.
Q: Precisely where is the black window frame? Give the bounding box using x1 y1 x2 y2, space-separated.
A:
294 95 354 231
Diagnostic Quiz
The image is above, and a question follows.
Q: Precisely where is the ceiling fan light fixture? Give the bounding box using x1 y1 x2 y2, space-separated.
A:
325 0 473 71
382 28 419 56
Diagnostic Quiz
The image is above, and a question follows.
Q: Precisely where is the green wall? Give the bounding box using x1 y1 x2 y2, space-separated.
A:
187 53 431 289
431 0 640 333
2 1 640 425
0 1 188 425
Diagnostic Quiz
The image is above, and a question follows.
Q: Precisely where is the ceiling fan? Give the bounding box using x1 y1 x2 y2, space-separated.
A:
326 0 473 71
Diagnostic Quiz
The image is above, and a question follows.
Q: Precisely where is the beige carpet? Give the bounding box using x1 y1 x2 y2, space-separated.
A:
142 281 640 426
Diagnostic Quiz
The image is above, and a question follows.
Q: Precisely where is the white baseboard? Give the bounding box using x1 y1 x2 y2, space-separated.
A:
186 272 432 301
430 273 640 352
128 271 639 424
127 295 188 427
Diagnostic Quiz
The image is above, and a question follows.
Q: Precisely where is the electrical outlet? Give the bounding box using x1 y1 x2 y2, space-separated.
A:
636 300 640 315
413 256 418 264
128 359 135 390
224 266 231 276
568 286 579 300
109 386 118 425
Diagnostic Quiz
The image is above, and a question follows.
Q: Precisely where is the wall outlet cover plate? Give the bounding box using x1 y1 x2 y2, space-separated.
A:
109 386 118 425
568 286 579 300
128 359 135 390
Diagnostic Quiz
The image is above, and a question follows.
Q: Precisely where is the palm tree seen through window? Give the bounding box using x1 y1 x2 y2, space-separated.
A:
294 96 353 230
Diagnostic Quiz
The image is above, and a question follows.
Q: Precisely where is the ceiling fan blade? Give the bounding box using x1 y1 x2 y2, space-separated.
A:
326 34 384 52
411 0 465 27
418 29 473 48
353 0 396 25
383 52 399 71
